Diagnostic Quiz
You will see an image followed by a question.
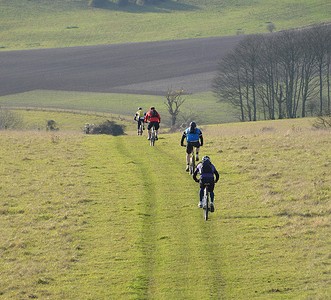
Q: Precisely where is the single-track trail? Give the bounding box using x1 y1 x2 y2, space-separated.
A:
69 133 226 299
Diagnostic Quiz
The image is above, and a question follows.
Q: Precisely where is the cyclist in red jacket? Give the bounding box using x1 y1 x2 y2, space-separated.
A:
144 106 161 140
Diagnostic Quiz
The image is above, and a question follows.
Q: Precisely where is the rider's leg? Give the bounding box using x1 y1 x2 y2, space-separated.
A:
147 123 151 139
210 191 215 202
199 188 204 202
155 123 159 139
196 146 200 161
186 152 191 165
209 182 215 212
186 143 192 171
197 187 203 207
209 182 215 203
137 120 141 135
185 153 190 171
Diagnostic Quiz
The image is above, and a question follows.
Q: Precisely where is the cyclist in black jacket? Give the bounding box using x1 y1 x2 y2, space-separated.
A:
193 156 219 212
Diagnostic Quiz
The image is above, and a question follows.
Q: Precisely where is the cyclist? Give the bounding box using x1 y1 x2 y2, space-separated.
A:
180 121 203 172
144 106 161 140
193 156 219 212
134 107 145 135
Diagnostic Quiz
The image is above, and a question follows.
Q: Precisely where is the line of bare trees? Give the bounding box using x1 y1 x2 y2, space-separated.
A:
213 23 331 122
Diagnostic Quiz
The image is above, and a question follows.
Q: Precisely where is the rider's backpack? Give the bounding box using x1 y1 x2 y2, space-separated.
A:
151 109 158 117
201 160 213 174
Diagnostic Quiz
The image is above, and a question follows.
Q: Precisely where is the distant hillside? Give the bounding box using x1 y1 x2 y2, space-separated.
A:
1 0 330 50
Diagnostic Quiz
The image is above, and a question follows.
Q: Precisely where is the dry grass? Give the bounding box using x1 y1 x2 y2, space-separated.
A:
0 117 330 299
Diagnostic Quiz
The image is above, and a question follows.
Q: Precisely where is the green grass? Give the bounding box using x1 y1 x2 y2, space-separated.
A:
1 2 331 297
0 0 330 50
1 118 330 299
1 0 329 124
0 90 237 126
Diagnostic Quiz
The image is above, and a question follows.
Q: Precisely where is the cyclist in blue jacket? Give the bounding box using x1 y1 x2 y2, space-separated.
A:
193 156 219 212
180 121 203 172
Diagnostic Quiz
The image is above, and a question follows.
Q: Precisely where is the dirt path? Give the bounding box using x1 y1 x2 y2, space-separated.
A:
0 36 242 97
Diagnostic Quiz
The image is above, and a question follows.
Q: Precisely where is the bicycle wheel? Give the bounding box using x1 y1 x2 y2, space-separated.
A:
203 187 209 221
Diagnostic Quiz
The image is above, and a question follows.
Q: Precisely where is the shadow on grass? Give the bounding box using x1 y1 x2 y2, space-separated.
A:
91 0 199 13
276 211 330 218
222 215 272 220
224 211 330 220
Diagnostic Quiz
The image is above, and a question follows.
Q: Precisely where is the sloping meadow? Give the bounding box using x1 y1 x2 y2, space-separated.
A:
0 117 330 299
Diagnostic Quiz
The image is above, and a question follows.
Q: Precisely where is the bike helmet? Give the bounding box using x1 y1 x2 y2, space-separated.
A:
150 106 155 110
202 156 210 163
138 107 142 110
190 121 196 129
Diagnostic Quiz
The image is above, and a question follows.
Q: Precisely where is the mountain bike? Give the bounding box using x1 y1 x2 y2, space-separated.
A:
202 183 211 221
150 125 156 146
138 121 144 136
136 118 144 135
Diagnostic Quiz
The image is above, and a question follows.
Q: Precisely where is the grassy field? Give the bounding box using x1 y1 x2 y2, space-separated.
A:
1 1 330 298
0 90 238 126
1 0 330 124
1 117 330 299
0 0 330 51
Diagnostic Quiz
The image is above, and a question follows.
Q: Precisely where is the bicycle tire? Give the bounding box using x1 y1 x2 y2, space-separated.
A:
203 187 209 221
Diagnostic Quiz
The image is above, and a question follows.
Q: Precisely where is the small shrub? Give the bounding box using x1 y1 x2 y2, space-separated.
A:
266 22 276 33
46 120 59 131
87 120 125 136
0 108 23 129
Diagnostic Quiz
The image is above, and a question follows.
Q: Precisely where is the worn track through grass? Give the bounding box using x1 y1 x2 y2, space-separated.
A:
73 134 226 298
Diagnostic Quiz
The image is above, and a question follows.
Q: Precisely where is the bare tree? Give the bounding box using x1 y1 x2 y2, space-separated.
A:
308 24 331 115
236 35 265 121
0 108 23 129
164 88 186 129
213 24 331 122
213 51 246 121
256 34 282 120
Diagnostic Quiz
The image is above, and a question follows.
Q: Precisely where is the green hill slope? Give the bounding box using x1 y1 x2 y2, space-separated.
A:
1 118 330 299
1 0 330 50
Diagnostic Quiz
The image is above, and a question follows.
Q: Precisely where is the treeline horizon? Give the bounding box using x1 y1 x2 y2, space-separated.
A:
213 23 331 122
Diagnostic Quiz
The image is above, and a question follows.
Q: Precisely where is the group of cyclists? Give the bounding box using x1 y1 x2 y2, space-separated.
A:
134 106 161 140
134 106 219 213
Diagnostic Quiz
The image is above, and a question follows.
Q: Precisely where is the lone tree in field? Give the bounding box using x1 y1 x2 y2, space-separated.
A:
164 88 186 129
